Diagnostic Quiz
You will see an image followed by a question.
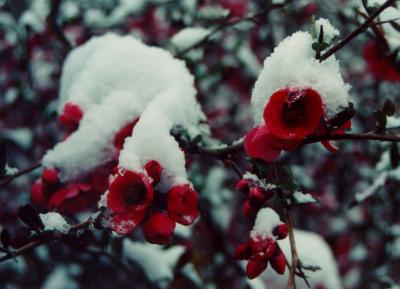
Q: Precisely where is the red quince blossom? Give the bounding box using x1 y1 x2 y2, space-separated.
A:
32 179 100 213
363 41 400 83
107 169 153 213
167 184 199 225
142 212 176 245
107 169 153 234
264 87 324 140
58 102 83 130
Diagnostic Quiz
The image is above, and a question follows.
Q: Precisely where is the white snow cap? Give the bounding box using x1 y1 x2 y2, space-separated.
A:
40 212 70 233
43 33 207 187
314 18 340 43
250 208 283 239
251 29 351 123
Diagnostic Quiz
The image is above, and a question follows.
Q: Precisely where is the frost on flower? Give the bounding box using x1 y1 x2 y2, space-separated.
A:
251 28 351 123
39 212 70 233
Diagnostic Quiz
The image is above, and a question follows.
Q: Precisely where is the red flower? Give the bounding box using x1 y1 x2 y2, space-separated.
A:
113 118 139 151
59 102 83 130
244 125 300 162
142 212 176 245
264 88 324 140
144 160 163 185
363 41 400 82
49 183 100 213
167 184 199 225
107 169 153 234
107 169 153 214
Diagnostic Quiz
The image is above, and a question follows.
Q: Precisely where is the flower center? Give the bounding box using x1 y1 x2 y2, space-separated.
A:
282 90 307 126
122 182 147 206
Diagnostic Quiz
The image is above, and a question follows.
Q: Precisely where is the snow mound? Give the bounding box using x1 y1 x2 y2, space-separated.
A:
43 33 207 186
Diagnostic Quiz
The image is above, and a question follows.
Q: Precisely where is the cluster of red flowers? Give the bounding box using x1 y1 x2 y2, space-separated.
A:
107 166 199 244
236 178 274 217
234 223 288 279
33 101 200 244
245 87 352 162
31 101 137 213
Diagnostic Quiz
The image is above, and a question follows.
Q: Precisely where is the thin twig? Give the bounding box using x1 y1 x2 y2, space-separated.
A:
47 0 73 53
0 218 93 263
319 0 395 61
285 208 299 289
195 132 400 157
0 163 41 188
176 3 286 57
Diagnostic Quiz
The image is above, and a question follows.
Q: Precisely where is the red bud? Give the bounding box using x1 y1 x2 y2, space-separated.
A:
270 249 286 275
246 258 267 279
273 223 289 240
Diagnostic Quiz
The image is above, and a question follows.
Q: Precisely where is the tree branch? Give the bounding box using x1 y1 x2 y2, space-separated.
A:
176 2 287 57
47 0 73 53
0 163 41 188
319 0 396 61
195 132 400 157
0 218 93 263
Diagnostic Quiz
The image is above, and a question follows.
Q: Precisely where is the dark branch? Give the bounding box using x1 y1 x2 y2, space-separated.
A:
176 3 286 57
319 0 395 61
47 0 73 53
0 163 41 188
0 218 93 263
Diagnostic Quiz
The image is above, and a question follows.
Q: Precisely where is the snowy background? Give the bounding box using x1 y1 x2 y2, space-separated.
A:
0 0 400 289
